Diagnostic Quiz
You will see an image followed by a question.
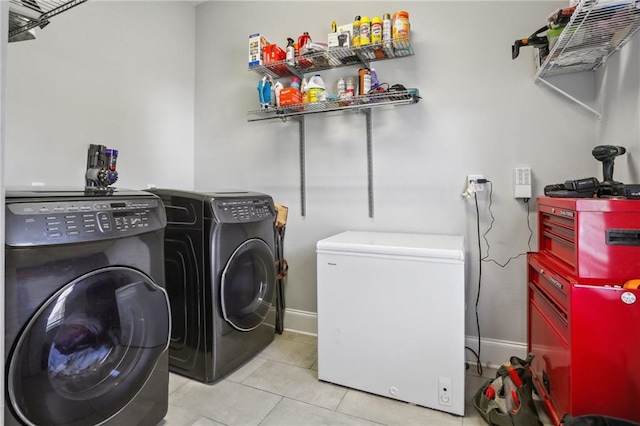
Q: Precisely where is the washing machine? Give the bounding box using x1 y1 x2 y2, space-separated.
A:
4 188 171 426
146 189 276 384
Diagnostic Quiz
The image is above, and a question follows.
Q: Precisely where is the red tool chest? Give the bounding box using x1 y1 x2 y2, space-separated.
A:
528 196 640 424
538 196 640 281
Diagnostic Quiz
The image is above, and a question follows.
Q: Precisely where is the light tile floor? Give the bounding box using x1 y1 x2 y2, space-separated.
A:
159 332 554 426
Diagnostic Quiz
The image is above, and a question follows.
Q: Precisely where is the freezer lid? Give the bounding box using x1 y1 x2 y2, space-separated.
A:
316 231 465 260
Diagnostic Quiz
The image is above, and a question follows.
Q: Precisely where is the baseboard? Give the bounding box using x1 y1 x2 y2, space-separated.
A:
282 308 318 335
465 336 527 369
279 308 527 367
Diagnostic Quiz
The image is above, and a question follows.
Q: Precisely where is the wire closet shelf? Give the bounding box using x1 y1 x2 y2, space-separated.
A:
248 38 414 79
248 90 420 122
536 0 640 79
8 0 88 39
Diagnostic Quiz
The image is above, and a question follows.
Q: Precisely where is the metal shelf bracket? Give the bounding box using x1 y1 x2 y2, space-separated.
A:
535 76 601 118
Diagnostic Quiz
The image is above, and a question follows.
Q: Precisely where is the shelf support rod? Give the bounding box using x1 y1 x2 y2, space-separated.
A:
298 116 306 217
365 109 374 218
536 76 601 119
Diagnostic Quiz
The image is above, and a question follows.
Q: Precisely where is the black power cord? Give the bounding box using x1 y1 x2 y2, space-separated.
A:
481 182 533 268
465 179 533 376
466 188 484 376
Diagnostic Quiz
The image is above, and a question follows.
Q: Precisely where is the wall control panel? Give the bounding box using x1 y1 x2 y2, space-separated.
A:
5 197 163 246
514 167 532 199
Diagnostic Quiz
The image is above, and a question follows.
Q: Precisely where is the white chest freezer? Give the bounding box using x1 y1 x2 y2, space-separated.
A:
316 231 466 416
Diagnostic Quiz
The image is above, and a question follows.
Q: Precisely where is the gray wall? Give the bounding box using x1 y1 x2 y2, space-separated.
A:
193 1 597 350
6 1 196 190
5 0 638 365
596 33 640 181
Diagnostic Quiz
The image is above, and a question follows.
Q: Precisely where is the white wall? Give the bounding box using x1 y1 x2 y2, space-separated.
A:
6 1 196 190
194 1 598 353
596 30 640 182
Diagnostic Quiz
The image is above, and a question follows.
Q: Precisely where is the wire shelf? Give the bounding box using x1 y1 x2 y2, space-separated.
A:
8 0 88 40
247 90 420 122
248 38 414 79
537 0 640 79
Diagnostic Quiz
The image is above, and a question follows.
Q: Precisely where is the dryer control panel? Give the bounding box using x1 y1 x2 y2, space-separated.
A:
5 197 165 247
211 198 275 223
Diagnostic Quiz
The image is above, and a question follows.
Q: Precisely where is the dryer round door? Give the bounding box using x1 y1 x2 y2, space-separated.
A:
221 238 276 331
7 266 171 426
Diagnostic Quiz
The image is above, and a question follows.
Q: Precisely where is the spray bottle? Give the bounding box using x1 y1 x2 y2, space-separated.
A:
352 15 361 47
286 37 295 65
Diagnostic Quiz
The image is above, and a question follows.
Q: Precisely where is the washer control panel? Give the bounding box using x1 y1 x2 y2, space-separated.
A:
212 197 275 223
5 197 164 246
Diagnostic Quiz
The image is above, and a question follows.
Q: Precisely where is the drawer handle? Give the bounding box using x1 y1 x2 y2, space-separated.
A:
606 229 640 246
532 285 568 327
549 276 564 290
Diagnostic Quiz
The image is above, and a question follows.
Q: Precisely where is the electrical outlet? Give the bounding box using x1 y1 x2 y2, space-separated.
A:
438 376 453 406
468 174 484 192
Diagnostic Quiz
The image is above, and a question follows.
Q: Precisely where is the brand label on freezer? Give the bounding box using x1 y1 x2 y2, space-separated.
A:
621 292 636 305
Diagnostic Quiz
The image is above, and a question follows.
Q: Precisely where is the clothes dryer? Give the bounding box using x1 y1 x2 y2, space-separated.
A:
147 189 276 383
4 188 170 426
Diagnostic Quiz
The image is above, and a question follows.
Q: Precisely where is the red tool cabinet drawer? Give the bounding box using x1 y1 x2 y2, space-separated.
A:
528 283 570 417
528 253 570 311
538 196 640 281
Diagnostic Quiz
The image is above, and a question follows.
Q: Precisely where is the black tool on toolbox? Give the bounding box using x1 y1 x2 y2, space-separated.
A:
593 145 626 185
544 145 640 199
544 177 599 198
592 145 628 197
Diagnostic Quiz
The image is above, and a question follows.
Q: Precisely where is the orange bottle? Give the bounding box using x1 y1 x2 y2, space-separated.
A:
392 10 410 46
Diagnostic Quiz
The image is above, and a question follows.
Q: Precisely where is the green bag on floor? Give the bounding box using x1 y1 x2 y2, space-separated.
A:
472 353 542 426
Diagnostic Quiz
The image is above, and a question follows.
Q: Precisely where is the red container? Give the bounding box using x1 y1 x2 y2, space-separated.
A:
262 44 286 64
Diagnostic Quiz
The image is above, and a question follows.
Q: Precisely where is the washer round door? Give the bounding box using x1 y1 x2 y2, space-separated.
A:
221 238 276 331
8 267 171 426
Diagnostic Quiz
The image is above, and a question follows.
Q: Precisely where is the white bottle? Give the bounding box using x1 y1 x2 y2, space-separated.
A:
337 78 346 96
301 77 309 103
382 13 392 42
286 37 295 66
346 78 355 98
274 81 284 107
307 74 326 102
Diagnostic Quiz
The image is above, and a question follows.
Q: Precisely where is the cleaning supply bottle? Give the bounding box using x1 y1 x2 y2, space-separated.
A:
370 68 379 90
291 77 300 91
337 77 346 97
274 81 283 107
358 68 371 95
382 13 392 42
382 12 393 55
257 75 272 109
298 32 311 54
393 10 410 46
371 16 382 44
301 77 309 103
306 74 326 102
359 16 371 46
346 78 355 98
286 37 295 65
352 16 361 47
